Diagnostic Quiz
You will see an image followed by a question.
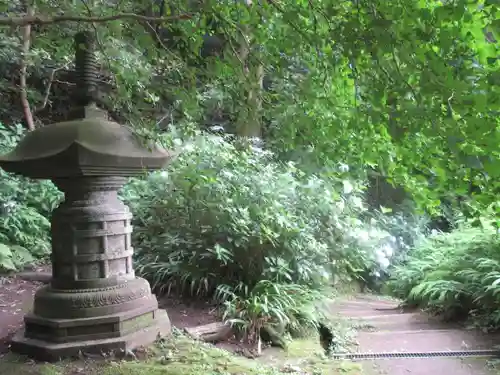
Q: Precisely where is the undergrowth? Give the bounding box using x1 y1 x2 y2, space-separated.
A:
122 133 394 342
124 134 380 296
387 219 500 329
0 123 61 272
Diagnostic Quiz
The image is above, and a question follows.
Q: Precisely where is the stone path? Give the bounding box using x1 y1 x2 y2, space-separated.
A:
331 295 500 375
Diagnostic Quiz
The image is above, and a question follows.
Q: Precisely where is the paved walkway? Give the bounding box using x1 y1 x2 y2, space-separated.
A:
331 295 500 375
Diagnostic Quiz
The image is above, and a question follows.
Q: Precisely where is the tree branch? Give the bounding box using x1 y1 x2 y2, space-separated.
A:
0 12 192 26
34 64 69 113
19 0 35 131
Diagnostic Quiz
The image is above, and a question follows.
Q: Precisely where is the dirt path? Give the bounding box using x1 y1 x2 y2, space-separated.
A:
0 276 43 354
331 295 500 375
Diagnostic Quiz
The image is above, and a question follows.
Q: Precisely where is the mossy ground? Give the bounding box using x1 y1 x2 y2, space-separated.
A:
470 358 500 375
0 332 362 375
260 337 362 375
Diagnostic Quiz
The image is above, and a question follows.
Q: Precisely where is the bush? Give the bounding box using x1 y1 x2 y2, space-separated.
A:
387 220 500 328
0 123 62 271
122 133 396 342
216 280 324 345
123 134 382 296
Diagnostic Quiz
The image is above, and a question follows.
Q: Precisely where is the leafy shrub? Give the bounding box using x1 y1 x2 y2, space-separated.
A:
216 280 324 347
122 133 393 340
123 134 380 295
387 220 500 328
0 123 62 271
370 209 429 261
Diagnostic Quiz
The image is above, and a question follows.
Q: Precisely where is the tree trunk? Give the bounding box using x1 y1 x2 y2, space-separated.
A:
237 60 264 138
235 1 263 138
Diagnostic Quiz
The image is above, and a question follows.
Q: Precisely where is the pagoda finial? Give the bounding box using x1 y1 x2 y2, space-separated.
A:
74 31 98 106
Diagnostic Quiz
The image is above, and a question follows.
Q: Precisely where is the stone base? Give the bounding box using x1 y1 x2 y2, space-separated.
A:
10 310 171 362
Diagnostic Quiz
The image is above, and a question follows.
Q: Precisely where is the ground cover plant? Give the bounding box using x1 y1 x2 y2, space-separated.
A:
0 123 61 272
387 219 500 329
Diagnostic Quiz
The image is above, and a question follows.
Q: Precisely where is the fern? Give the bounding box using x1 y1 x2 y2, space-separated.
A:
388 221 500 327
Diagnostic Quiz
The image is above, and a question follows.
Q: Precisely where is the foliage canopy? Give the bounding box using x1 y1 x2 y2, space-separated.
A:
0 0 497 221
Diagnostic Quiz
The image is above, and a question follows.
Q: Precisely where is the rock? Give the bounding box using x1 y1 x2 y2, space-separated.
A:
184 322 233 343
260 323 288 349
280 364 303 373
15 271 51 284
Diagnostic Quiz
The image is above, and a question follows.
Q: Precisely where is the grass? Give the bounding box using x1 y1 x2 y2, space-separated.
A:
260 337 363 375
0 331 362 375
253 312 363 375
477 358 500 374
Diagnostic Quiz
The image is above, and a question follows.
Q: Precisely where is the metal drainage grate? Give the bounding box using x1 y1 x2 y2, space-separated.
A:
331 349 500 360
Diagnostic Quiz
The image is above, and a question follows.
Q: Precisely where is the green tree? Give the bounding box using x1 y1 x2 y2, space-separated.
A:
0 0 497 222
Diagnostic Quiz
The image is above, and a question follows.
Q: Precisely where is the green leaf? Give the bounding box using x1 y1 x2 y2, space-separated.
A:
0 243 11 257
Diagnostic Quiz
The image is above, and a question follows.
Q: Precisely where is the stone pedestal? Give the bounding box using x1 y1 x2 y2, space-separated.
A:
10 177 170 361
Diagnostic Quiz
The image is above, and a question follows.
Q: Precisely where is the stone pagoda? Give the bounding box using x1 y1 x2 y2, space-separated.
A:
0 32 171 360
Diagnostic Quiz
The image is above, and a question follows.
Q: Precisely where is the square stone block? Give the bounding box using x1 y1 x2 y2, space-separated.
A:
10 309 171 362
24 300 159 343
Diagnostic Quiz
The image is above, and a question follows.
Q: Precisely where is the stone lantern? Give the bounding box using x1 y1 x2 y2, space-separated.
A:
0 32 171 360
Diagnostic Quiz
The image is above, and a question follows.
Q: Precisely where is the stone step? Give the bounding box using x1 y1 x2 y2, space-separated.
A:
363 328 466 335
350 294 400 303
333 302 416 312
333 297 497 375
367 357 490 375
353 313 422 321
333 298 399 308
358 320 449 332
340 312 424 324
349 312 459 332
356 329 498 353
331 308 403 318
